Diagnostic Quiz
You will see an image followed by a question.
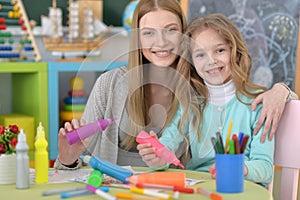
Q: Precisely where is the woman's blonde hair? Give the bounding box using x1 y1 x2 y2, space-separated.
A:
177 13 266 140
122 0 188 150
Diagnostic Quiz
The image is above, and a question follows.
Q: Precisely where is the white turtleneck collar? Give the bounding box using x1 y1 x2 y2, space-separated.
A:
205 80 236 106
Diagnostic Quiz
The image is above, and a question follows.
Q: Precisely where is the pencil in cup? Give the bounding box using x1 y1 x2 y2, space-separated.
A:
211 132 249 154
225 120 233 151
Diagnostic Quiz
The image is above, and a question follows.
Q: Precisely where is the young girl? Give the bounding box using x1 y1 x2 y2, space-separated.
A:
138 13 274 186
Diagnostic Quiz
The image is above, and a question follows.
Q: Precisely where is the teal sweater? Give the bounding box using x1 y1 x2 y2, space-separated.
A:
160 94 274 185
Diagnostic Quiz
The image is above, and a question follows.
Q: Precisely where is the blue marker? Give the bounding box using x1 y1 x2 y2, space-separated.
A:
61 186 110 198
238 132 244 147
80 155 133 183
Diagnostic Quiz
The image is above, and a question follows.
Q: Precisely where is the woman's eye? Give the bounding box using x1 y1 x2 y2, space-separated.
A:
142 31 154 36
166 27 177 33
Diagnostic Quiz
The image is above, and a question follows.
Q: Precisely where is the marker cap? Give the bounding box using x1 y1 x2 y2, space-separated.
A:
87 169 103 188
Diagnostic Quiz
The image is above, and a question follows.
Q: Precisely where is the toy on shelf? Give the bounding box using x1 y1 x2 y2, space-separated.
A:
60 76 88 124
41 0 110 59
0 0 41 61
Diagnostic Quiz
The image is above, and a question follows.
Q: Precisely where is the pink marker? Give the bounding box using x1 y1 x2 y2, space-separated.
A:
136 130 185 169
66 118 115 145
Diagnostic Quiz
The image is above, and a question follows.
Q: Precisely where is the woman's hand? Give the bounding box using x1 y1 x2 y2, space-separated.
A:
137 131 167 167
251 83 289 143
57 119 87 166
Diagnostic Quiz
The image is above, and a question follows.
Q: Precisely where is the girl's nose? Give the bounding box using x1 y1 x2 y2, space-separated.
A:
208 55 217 66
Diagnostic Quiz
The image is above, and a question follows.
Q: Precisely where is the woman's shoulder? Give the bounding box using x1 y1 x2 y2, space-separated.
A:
96 66 128 84
101 66 128 78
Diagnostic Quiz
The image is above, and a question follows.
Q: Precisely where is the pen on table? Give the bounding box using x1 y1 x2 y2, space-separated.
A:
196 187 223 200
42 186 86 196
240 135 249 153
173 191 180 200
216 132 225 153
86 184 117 200
136 183 194 193
225 120 233 151
61 190 92 199
115 192 165 200
103 183 131 189
61 187 110 199
130 187 171 199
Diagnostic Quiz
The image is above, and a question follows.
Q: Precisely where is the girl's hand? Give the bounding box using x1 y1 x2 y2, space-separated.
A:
209 164 216 179
137 131 167 167
251 83 289 142
58 119 87 166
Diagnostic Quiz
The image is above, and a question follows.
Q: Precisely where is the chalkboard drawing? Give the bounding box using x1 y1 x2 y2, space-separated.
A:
187 0 299 89
0 0 41 62
41 0 109 53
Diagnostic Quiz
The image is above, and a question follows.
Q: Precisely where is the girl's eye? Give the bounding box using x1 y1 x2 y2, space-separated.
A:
195 53 205 58
217 48 225 53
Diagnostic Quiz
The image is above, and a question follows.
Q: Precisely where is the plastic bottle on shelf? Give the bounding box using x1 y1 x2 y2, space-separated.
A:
16 129 30 189
34 122 49 183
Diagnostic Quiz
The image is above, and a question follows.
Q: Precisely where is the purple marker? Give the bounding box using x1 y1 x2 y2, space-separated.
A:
66 118 115 145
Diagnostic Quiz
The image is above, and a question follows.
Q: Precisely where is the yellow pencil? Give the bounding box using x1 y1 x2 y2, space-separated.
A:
225 120 233 152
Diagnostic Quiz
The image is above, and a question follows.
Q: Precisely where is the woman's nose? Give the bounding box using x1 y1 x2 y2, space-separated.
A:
155 30 168 47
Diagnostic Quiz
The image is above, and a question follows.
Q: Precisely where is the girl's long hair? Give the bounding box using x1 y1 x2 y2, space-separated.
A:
177 13 266 141
122 0 188 150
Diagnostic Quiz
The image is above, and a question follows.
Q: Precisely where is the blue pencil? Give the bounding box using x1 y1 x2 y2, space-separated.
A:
61 189 92 198
61 186 110 198
42 186 86 196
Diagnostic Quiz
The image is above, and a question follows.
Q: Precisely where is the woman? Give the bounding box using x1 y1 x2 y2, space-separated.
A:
54 0 297 169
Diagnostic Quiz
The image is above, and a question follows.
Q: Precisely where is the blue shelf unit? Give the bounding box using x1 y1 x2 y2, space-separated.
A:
48 61 127 160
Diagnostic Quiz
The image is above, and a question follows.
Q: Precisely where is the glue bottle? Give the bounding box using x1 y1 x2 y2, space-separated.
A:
66 118 115 145
16 129 30 189
34 122 49 183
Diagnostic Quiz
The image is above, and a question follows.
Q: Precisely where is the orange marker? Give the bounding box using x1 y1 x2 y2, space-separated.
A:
115 192 164 200
126 172 186 188
197 188 223 200
130 187 171 199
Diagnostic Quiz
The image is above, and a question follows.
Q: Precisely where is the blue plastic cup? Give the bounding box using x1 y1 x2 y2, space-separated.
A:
215 154 244 193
